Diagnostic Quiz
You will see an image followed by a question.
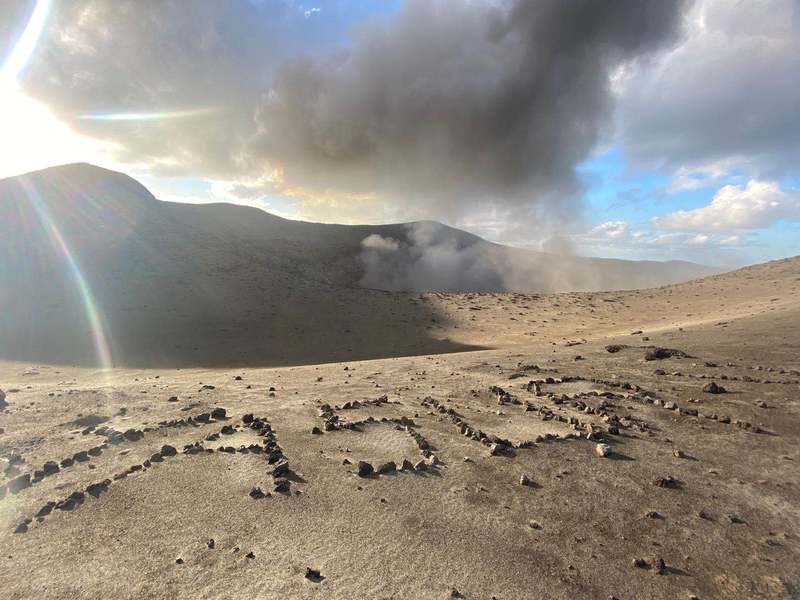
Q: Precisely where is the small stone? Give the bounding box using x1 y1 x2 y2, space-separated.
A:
702 382 726 394
211 407 227 420
595 443 612 458
160 444 178 457
249 487 266 499
401 459 414 471
42 461 60 476
207 539 215 549
673 449 688 459
632 558 649 569
357 461 374 477
305 567 323 582
175 558 184 565
519 473 531 486
653 557 666 575
413 459 427 471
377 461 396 474
728 514 746 524
274 478 290 493
14 521 29 534
311 426 322 435
246 551 255 559
653 475 680 489
167 396 178 402
36 502 56 518
271 460 290 477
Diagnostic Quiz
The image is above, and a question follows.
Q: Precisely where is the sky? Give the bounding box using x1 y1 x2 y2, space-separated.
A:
1 0 798 267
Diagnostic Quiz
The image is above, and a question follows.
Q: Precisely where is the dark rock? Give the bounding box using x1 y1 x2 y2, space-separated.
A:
160 444 178 457
211 407 227 420
42 461 60 476
605 344 627 354
86 480 110 497
653 475 681 489
73 451 90 462
242 413 254 423
271 460 290 477
305 567 324 582
36 502 56 518
167 396 178 402
702 382 726 394
357 461 374 477
377 461 397 474
311 426 323 435
645 347 688 361
122 429 143 442
14 521 28 534
274 478 290 493
249 487 266 499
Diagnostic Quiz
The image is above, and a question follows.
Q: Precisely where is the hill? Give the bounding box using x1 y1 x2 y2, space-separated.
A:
0 163 717 367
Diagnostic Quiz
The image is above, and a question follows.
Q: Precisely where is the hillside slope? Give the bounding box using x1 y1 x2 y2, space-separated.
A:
1 163 718 367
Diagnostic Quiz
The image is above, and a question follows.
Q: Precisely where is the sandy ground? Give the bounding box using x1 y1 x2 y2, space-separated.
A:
1 257 798 599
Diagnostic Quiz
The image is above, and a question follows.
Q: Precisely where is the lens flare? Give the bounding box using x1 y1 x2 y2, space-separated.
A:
1 0 51 87
76 108 218 121
21 179 114 370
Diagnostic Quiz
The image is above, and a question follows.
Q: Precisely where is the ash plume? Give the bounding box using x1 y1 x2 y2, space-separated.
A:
252 0 689 219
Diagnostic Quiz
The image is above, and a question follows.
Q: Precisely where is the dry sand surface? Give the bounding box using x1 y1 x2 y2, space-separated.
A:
1 257 799 599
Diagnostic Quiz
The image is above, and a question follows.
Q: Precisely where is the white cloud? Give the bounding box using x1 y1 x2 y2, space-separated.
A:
666 160 742 193
617 0 800 179
588 221 629 239
652 180 800 232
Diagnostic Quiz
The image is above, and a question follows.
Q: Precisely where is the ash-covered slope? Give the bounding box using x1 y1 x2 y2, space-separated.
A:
0 163 716 367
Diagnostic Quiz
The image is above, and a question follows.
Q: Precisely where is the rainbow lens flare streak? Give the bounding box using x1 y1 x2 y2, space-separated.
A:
21 180 114 370
76 108 218 121
0 0 51 87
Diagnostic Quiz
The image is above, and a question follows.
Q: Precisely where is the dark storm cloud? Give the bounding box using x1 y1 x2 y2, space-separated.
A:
251 0 688 217
4 0 687 218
